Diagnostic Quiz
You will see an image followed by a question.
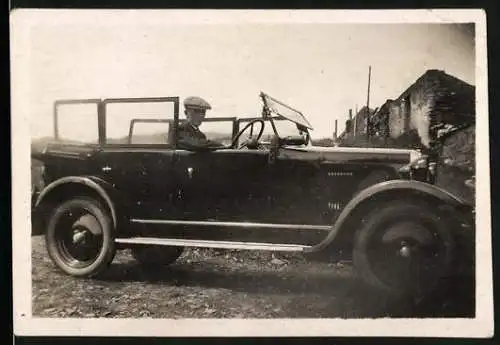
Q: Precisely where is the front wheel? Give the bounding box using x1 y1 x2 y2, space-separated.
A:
353 201 456 297
45 197 116 278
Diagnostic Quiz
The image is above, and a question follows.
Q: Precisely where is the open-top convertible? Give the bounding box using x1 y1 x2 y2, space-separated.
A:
31 92 475 297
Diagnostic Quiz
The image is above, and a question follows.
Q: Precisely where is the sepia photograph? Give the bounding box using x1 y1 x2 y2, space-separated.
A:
11 9 493 337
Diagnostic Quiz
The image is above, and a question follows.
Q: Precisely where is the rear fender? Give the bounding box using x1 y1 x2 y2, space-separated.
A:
34 176 120 231
304 179 472 253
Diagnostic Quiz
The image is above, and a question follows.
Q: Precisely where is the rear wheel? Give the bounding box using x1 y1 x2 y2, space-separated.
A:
353 201 456 297
131 245 184 267
45 197 116 277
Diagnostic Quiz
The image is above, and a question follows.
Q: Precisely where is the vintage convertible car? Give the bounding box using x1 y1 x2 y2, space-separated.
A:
31 92 475 297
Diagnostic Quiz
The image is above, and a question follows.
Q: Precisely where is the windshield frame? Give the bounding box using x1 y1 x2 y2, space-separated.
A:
260 92 313 129
259 92 312 145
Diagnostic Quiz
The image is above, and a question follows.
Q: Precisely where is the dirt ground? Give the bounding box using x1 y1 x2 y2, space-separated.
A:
31 235 474 319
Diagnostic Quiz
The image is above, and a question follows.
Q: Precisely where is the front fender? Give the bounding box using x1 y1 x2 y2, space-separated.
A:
34 175 119 230
304 179 472 253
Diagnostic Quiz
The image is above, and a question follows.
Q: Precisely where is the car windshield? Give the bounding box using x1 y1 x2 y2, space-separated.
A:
260 92 313 130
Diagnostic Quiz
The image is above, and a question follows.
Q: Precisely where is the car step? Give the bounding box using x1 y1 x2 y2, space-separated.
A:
115 237 311 252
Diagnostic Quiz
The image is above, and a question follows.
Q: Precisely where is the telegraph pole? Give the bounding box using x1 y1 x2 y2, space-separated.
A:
366 65 371 140
352 106 357 138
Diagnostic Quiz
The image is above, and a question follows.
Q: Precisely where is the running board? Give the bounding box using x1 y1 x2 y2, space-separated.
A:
115 237 311 252
130 219 331 231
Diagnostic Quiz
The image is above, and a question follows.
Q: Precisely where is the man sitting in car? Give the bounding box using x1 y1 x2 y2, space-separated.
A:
177 96 225 150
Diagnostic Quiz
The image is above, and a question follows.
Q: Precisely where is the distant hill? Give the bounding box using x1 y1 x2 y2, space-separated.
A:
111 132 168 145
31 137 58 153
31 131 233 149
311 138 336 147
122 131 232 144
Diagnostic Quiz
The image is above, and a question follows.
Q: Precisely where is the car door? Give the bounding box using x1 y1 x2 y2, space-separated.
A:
172 148 271 222
92 148 178 219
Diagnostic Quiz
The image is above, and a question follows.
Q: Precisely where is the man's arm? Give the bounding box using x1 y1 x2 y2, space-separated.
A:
177 130 225 151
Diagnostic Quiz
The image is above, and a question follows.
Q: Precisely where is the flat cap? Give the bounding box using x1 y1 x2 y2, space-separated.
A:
183 96 212 110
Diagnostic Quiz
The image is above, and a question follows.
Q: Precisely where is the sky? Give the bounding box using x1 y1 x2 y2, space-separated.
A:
25 20 475 140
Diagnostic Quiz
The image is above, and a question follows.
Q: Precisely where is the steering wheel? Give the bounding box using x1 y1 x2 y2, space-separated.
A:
231 119 265 149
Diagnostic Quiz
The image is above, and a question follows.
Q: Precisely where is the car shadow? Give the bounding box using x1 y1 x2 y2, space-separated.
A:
98 260 362 295
95 261 474 318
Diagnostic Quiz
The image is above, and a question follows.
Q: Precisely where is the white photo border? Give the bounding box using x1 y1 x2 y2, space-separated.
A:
11 8 493 338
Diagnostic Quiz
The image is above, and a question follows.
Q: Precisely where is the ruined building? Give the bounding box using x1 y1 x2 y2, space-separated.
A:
337 106 375 145
339 69 475 150
370 69 475 149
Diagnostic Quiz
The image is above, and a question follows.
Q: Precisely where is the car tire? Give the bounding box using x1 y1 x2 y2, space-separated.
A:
45 197 116 278
131 245 184 267
352 201 456 297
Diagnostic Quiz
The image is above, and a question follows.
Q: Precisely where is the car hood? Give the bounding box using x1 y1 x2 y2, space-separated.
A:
277 145 421 164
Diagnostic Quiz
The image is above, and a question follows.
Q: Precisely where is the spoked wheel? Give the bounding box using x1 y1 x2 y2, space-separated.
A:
45 197 116 277
353 201 456 297
131 245 184 267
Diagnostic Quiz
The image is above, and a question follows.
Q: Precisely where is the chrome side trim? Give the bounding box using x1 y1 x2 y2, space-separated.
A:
115 237 310 251
130 218 332 231
46 150 82 156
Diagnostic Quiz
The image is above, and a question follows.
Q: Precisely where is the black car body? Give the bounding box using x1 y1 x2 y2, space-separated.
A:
31 92 475 297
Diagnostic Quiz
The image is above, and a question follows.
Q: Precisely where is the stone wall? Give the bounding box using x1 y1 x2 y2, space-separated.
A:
386 70 439 147
387 101 404 138
435 125 475 205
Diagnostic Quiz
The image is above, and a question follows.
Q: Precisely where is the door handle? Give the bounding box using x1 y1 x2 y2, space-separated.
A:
102 166 112 172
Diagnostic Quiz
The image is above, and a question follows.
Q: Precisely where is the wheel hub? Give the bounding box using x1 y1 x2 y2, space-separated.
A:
369 222 442 290
72 228 88 245
398 241 412 258
57 213 103 264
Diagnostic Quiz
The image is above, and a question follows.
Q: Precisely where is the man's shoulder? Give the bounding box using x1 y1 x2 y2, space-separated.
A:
178 122 207 141
178 122 194 133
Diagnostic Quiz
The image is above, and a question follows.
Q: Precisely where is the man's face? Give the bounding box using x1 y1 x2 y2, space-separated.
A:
185 107 207 127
